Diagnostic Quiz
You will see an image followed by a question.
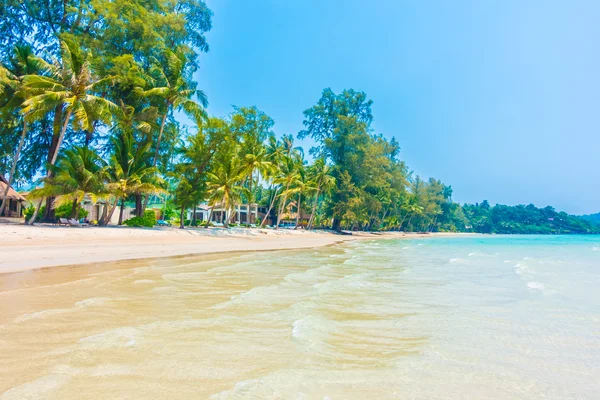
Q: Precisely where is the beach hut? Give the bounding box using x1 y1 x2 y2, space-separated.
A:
0 175 27 218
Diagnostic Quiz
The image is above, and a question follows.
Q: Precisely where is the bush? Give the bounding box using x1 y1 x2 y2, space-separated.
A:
55 203 88 219
124 210 157 228
24 205 45 222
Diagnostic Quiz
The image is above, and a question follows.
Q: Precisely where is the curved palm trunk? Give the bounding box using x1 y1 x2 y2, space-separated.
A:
100 197 119 226
405 214 415 232
294 193 302 229
153 112 168 168
28 108 73 225
28 198 44 225
49 108 73 167
204 206 214 228
0 121 28 217
260 186 279 228
275 192 289 230
399 211 409 231
307 189 321 230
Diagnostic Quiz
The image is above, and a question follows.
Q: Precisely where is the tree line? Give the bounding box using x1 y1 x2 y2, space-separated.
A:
0 0 596 234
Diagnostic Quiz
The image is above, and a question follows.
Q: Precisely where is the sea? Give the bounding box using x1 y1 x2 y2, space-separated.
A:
0 235 598 399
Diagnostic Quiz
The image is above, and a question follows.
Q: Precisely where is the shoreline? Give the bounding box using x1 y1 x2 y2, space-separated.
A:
0 224 468 275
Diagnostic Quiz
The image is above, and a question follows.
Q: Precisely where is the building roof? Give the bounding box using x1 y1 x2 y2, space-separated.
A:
0 175 27 202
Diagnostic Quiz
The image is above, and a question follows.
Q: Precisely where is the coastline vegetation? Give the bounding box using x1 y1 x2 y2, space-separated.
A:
0 1 596 234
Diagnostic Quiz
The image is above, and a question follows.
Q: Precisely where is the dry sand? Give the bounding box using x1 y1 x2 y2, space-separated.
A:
0 224 424 274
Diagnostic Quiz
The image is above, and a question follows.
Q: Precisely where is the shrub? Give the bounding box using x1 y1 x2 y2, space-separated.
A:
54 203 88 219
24 205 45 222
123 210 157 228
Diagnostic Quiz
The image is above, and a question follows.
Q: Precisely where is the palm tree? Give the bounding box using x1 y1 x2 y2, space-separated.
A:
273 154 302 229
0 45 41 217
29 147 108 219
259 135 285 227
104 131 163 226
22 38 117 224
138 48 208 168
239 146 272 226
206 157 246 228
306 158 336 230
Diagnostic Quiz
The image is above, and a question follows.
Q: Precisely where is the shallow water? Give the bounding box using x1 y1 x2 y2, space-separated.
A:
1 235 599 399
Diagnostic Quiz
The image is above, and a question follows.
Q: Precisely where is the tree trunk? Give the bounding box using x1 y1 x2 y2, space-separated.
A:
153 112 168 168
27 198 44 225
43 106 74 222
191 204 197 227
70 198 79 218
260 186 280 227
50 108 72 167
135 194 143 217
307 189 321 230
275 181 292 230
275 193 288 229
104 197 119 226
406 214 414 232
294 193 302 229
179 204 185 229
143 111 169 215
224 205 231 229
332 217 341 232
118 199 125 225
0 121 28 217
246 175 252 227
399 211 409 231
204 206 214 228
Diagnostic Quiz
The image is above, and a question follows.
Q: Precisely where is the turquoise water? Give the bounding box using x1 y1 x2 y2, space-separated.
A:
1 235 598 399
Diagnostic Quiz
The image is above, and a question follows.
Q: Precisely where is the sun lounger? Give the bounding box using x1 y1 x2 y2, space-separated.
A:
58 218 70 226
68 219 89 227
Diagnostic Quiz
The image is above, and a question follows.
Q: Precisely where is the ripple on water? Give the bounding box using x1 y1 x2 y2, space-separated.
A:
78 327 140 349
0 374 71 400
527 281 545 291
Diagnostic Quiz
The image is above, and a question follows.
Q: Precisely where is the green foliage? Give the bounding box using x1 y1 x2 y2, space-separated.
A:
24 205 45 222
580 213 600 227
462 203 598 234
54 203 88 219
124 210 156 228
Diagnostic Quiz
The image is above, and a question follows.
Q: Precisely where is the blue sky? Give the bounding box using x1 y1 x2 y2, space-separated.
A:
195 0 600 215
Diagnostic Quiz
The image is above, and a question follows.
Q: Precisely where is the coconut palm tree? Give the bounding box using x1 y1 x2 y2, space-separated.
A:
103 131 163 226
273 153 302 229
306 158 336 230
206 157 246 229
239 146 272 226
138 48 208 168
0 45 42 217
259 134 285 227
22 38 117 224
29 146 108 219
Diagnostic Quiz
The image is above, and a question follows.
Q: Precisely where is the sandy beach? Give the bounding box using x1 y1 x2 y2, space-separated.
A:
0 224 424 274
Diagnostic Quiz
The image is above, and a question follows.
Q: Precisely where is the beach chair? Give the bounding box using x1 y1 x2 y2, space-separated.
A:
58 218 70 226
68 219 89 227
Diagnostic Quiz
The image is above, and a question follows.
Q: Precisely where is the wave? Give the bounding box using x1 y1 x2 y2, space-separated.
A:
78 326 140 349
291 315 336 345
527 281 545 290
74 297 109 307
0 374 71 400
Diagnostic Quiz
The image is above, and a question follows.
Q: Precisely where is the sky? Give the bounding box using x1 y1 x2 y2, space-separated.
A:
195 0 600 215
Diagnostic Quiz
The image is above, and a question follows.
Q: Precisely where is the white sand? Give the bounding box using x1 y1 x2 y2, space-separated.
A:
0 224 405 274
